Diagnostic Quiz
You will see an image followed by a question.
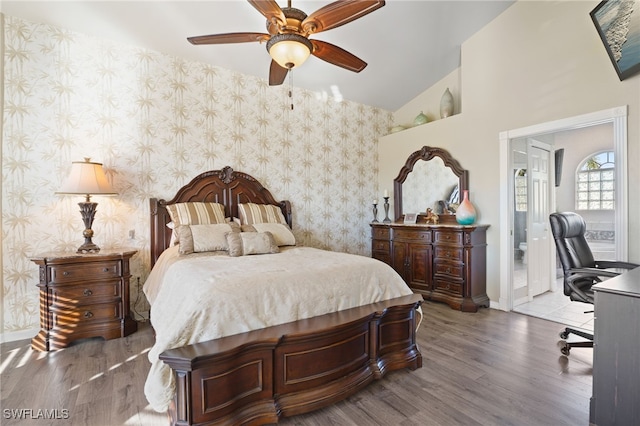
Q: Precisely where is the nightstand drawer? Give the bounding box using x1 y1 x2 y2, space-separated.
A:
434 230 463 245
49 280 121 308
50 261 121 283
51 302 121 325
435 247 463 262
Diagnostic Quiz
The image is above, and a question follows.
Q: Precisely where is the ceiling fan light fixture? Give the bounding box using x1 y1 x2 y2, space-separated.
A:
267 33 313 69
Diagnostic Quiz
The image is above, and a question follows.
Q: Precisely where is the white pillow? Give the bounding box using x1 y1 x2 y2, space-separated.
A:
242 223 296 246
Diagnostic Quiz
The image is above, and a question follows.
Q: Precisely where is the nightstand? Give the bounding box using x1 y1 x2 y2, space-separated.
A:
30 249 138 351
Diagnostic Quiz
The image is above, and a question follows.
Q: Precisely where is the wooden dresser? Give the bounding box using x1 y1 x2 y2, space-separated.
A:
372 223 489 312
30 249 138 351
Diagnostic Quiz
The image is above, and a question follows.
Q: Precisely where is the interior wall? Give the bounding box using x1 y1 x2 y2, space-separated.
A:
393 67 462 128
378 0 640 303
1 15 392 339
555 123 615 230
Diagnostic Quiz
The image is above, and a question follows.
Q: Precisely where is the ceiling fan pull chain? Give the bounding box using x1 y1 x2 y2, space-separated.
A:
289 70 294 110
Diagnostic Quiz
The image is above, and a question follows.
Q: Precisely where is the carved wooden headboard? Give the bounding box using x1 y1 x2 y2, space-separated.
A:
149 166 292 267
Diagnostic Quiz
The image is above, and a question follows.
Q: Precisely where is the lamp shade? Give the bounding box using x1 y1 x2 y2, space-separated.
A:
57 158 117 196
267 34 313 69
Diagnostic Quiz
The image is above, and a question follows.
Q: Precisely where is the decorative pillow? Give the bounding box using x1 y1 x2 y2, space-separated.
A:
175 222 240 255
241 223 295 246
226 231 280 257
238 203 287 225
167 202 226 226
167 221 179 246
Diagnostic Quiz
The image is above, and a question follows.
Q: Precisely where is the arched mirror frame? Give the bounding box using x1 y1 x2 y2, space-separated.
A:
393 145 469 220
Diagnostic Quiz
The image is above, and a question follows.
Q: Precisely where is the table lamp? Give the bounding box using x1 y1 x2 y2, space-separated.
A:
56 158 117 253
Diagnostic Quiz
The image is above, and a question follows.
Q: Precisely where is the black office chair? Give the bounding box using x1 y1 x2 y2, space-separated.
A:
549 212 639 355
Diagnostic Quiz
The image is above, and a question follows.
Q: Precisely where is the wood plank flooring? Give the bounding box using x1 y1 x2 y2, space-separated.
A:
1 302 593 425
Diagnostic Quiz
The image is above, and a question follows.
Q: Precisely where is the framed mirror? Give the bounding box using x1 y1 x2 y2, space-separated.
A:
393 146 468 220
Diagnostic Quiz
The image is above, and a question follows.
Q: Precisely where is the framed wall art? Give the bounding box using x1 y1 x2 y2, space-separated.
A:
590 0 640 80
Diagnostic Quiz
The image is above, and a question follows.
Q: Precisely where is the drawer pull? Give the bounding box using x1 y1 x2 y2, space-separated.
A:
83 311 94 319
63 271 70 276
83 289 93 296
103 268 110 272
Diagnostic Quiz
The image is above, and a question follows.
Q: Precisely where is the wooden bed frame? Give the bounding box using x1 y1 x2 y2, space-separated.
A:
149 166 423 425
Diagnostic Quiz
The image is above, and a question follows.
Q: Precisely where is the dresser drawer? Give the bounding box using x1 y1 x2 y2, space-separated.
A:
372 253 391 266
50 261 121 283
434 263 464 279
372 227 390 240
434 230 463 245
372 240 390 253
435 246 463 262
49 280 121 308
393 229 431 243
51 302 122 326
434 278 463 296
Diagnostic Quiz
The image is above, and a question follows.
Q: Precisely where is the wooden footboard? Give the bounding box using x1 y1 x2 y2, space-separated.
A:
159 294 423 425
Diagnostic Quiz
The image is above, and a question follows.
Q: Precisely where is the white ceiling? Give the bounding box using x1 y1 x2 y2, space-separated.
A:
1 0 514 110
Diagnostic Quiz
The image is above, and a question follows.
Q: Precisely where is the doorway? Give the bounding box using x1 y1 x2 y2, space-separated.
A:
511 138 554 307
498 106 629 312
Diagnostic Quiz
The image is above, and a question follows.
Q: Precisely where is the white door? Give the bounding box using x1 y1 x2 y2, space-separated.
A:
527 140 552 298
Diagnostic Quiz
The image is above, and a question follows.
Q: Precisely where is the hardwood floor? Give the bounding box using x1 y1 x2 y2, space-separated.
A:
1 302 593 425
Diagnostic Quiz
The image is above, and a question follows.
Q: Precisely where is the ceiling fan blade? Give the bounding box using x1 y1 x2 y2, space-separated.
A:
187 32 269 45
311 40 367 73
248 0 286 27
302 0 385 34
269 60 289 86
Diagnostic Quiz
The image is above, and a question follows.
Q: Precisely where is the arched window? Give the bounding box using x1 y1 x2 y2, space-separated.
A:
576 151 615 210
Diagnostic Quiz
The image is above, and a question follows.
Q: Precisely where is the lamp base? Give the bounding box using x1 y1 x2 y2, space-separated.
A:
77 242 101 254
77 201 101 253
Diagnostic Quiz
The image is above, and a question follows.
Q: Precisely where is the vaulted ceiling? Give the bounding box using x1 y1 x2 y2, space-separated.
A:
2 1 515 110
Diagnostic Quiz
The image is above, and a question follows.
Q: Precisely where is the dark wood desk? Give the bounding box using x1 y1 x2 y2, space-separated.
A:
590 266 640 425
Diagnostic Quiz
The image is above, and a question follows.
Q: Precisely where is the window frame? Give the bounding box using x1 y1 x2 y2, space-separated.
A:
575 150 615 211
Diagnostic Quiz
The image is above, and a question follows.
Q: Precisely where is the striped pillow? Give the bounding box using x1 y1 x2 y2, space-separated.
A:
167 202 226 226
238 203 287 225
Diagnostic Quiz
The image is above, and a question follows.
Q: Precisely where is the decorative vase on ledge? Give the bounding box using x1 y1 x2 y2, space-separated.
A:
413 111 428 126
456 190 476 225
440 87 454 118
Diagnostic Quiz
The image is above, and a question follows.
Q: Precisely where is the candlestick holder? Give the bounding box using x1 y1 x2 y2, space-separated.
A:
383 197 391 223
372 203 379 223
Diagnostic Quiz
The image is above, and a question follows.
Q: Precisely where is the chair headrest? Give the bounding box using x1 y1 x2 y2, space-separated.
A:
549 212 586 239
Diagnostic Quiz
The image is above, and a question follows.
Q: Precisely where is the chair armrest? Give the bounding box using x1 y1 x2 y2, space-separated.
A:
567 267 621 278
565 273 597 304
594 260 640 270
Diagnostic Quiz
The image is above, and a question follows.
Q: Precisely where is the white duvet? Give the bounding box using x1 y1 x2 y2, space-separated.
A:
143 245 417 412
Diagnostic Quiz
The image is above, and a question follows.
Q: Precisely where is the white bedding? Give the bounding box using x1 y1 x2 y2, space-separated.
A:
143 245 418 412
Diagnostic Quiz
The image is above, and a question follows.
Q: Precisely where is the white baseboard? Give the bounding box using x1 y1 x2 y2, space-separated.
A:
0 328 38 345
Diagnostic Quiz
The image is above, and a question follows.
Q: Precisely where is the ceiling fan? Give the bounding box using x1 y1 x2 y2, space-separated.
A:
187 0 385 86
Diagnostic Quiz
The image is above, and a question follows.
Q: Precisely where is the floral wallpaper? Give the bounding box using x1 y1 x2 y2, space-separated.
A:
2 15 392 336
